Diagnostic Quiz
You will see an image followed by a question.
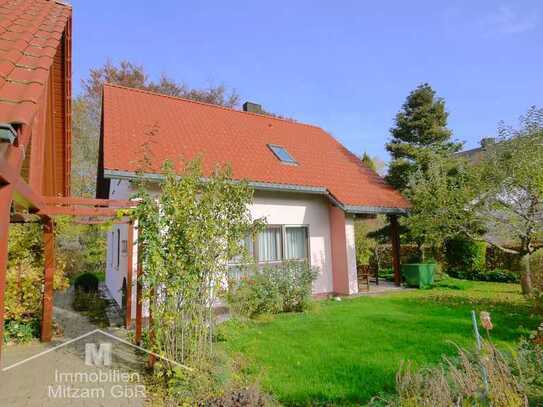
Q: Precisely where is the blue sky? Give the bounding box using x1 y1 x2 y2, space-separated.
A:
72 1 543 162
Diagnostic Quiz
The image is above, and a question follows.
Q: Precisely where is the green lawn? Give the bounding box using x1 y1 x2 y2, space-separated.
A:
219 279 539 405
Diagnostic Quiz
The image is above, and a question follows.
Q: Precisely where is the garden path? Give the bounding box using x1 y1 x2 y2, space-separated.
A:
0 287 149 406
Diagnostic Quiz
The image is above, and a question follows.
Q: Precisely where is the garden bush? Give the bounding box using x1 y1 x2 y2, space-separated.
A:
227 261 317 318
228 272 283 317
4 318 40 344
531 249 543 291
74 272 99 293
390 339 543 407
445 237 487 279
477 268 519 283
6 260 69 322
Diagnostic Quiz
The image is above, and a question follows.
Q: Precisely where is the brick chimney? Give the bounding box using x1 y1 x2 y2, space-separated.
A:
242 101 263 114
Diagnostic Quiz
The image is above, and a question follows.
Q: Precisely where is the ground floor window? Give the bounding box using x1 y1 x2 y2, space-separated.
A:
233 225 310 266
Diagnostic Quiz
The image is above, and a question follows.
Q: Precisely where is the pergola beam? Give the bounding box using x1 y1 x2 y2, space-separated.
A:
40 206 124 217
0 160 46 211
43 196 134 208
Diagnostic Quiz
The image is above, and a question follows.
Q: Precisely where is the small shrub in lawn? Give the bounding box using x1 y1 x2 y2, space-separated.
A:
448 267 519 283
227 261 317 318
477 268 519 283
228 272 283 318
74 272 99 293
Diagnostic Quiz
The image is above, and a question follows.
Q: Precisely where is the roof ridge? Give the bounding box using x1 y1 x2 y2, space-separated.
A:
103 82 323 130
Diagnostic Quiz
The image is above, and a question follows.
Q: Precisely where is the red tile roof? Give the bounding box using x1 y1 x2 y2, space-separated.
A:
0 0 71 125
102 84 410 211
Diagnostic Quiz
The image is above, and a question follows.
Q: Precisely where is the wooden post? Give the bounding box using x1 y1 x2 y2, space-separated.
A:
41 217 55 342
125 222 133 329
148 288 156 368
390 215 401 287
0 184 13 363
135 241 143 345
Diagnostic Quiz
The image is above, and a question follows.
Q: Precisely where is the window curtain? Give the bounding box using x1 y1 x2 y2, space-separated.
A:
286 227 308 260
257 227 282 262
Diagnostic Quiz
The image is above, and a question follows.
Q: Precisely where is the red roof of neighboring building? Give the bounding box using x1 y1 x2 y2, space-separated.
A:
102 83 410 211
0 0 71 125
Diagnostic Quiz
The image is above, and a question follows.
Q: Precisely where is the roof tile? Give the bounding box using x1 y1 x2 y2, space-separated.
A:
0 0 70 125
102 84 410 210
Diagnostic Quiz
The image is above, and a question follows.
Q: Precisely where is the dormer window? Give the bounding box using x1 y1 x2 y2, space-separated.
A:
268 144 297 164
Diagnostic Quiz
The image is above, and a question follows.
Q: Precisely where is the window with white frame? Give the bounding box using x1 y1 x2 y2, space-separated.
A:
232 225 309 265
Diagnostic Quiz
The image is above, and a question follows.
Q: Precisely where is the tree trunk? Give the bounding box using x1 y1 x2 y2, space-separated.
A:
520 253 533 295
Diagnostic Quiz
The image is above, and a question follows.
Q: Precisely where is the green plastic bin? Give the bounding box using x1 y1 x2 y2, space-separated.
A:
401 263 436 289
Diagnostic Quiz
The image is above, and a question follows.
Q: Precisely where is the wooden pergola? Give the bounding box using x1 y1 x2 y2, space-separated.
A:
0 0 145 364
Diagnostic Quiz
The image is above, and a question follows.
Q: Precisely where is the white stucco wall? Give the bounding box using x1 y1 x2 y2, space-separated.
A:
106 180 139 319
104 180 340 317
345 216 359 295
250 191 334 294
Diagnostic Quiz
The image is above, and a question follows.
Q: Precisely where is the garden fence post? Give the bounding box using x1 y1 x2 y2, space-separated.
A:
471 310 489 398
125 221 133 329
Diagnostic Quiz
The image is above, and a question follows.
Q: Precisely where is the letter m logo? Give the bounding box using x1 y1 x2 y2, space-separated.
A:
85 343 112 366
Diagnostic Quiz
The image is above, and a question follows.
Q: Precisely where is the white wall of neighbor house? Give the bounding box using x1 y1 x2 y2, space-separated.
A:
106 179 139 319
104 180 350 316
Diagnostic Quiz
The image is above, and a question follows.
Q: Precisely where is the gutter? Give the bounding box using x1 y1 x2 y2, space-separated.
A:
103 169 408 216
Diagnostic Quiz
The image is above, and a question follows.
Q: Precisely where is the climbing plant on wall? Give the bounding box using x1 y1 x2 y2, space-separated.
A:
132 158 261 369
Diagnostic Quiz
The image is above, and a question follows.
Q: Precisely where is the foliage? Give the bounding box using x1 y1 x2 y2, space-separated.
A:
393 341 530 407
531 249 543 290
8 219 106 281
133 157 259 371
386 83 461 191
228 272 283 318
444 237 487 278
475 107 543 293
145 349 276 406
5 259 69 322
4 318 40 344
221 279 536 405
405 156 482 250
531 290 543 317
227 261 317 318
355 219 378 265
361 152 386 176
72 60 241 197
405 107 543 294
74 272 100 293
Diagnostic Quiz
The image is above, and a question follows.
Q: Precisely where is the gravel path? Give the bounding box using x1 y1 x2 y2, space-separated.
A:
0 288 149 406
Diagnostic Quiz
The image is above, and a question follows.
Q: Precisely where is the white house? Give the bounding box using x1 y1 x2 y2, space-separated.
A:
96 84 410 320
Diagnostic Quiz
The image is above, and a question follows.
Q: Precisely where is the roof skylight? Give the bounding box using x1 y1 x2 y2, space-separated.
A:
268 144 297 164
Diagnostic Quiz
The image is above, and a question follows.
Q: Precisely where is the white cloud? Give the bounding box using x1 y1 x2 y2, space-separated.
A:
481 5 538 36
